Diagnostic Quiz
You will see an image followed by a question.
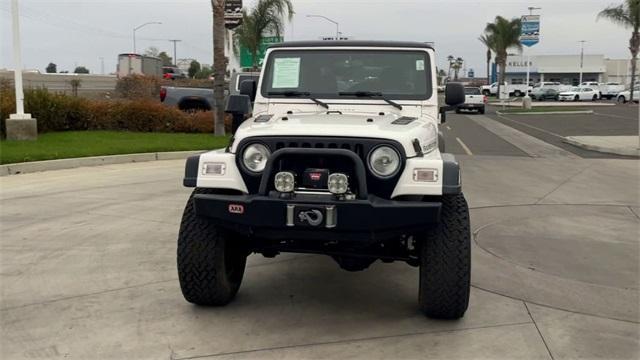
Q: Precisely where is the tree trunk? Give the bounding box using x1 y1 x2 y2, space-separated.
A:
497 54 506 97
486 48 491 85
629 30 639 104
212 0 226 136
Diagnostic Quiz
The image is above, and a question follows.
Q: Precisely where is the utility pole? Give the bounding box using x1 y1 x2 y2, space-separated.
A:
169 39 181 66
6 0 37 140
99 57 105 74
579 40 586 85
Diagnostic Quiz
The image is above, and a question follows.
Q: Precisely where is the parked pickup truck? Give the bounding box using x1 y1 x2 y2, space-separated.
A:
161 72 258 111
457 87 486 114
481 82 531 97
160 86 215 112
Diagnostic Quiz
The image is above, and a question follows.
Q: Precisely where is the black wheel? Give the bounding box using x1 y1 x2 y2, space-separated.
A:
514 90 522 97
574 95 579 102
482 90 490 96
592 94 598 101
455 108 461 114
177 188 247 306
617 96 626 104
418 193 471 319
478 106 485 114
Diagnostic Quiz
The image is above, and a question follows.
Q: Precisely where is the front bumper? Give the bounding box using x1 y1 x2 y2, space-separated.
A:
193 192 440 239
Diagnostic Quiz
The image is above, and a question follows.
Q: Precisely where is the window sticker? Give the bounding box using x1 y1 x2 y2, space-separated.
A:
416 59 425 71
272 57 301 88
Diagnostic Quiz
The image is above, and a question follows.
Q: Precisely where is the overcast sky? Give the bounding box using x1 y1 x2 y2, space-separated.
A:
0 0 632 76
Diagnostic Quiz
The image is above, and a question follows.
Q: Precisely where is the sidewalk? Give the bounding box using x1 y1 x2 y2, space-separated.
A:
564 135 640 157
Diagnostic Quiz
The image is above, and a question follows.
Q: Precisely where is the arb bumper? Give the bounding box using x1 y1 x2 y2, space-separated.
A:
193 192 440 238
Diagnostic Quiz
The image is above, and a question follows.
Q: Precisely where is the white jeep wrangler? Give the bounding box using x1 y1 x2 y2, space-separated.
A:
178 41 470 319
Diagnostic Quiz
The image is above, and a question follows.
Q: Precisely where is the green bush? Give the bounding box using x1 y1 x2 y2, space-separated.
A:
115 75 161 100
0 83 226 137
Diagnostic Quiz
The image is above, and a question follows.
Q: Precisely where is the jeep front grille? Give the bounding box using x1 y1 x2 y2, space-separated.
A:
236 136 406 199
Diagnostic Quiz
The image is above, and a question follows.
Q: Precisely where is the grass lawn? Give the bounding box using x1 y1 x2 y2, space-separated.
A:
496 106 589 114
0 131 230 164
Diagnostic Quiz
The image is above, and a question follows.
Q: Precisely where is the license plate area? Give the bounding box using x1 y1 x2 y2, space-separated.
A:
286 204 337 228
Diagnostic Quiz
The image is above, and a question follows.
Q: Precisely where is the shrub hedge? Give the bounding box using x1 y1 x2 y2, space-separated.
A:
0 80 230 138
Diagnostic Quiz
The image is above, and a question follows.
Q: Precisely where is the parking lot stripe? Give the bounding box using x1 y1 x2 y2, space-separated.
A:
466 115 578 159
456 137 473 155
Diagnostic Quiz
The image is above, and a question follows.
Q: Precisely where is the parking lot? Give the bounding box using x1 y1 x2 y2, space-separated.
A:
1 105 638 359
444 103 638 158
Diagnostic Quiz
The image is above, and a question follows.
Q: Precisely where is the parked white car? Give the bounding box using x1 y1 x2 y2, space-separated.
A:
616 85 640 103
558 87 599 101
600 83 625 100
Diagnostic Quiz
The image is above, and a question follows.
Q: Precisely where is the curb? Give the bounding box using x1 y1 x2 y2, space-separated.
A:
0 150 207 176
496 110 594 115
563 137 640 157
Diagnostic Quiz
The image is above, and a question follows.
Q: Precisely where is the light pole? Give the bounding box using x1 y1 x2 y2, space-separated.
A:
133 21 162 53
306 14 339 40
578 40 586 85
6 0 36 140
169 39 181 66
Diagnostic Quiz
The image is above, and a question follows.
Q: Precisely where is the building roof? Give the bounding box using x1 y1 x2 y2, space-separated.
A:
268 40 435 50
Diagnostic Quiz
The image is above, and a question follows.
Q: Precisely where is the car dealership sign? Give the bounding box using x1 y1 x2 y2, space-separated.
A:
520 15 540 47
225 0 243 29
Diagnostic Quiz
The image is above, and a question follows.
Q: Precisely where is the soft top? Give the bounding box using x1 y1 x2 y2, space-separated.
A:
268 40 435 50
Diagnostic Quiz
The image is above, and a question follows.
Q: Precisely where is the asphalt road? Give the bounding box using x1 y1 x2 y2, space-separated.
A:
441 103 638 159
489 104 639 158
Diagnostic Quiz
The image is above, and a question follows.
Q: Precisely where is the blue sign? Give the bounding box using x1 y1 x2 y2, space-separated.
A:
520 15 540 47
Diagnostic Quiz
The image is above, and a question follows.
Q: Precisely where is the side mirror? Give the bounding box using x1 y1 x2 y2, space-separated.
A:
225 95 252 134
239 80 257 102
444 82 465 106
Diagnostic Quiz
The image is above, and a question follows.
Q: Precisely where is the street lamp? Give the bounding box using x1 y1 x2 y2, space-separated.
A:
133 21 162 53
578 40 586 85
306 14 339 40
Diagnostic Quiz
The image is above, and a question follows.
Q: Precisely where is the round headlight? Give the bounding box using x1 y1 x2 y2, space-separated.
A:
368 146 401 178
242 143 271 173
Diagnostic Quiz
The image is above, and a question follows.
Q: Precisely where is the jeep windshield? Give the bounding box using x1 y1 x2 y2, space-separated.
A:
261 49 432 101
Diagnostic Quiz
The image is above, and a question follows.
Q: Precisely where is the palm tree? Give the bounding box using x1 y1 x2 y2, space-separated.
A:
234 0 294 70
478 34 495 85
598 0 640 102
452 57 464 80
446 55 454 79
211 0 226 135
483 16 522 95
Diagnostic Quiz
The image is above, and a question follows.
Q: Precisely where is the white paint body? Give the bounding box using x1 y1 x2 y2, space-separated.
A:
558 87 599 101
197 45 451 198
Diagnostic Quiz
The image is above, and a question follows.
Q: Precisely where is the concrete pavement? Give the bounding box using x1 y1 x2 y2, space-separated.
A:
1 144 638 359
564 135 640 157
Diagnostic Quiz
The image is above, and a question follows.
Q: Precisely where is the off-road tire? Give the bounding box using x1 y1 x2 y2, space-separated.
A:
418 193 470 319
177 188 247 306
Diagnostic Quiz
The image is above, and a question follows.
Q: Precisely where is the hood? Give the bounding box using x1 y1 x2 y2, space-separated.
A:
231 111 438 157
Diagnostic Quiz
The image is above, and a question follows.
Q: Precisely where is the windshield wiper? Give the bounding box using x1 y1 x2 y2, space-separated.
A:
338 91 403 110
267 91 329 109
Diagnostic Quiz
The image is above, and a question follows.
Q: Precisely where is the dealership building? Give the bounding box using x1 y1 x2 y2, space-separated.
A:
491 54 637 86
